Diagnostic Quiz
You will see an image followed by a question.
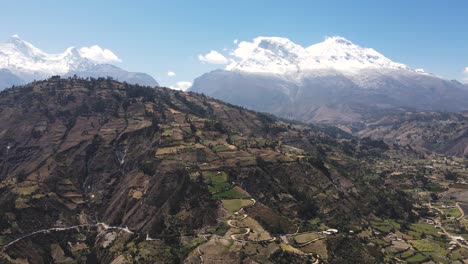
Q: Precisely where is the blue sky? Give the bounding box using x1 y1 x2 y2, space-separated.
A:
1 0 467 85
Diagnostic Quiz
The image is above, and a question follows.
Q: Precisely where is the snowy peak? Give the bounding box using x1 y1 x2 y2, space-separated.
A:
0 35 158 88
322 36 353 45
227 36 416 75
226 36 306 74
5 34 44 57
4 35 82 63
0 35 92 81
304 36 410 72
256 37 304 58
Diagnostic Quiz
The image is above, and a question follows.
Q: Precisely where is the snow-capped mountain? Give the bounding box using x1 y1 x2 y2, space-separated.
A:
0 35 158 89
191 36 468 124
0 35 92 82
226 36 413 75
0 68 24 88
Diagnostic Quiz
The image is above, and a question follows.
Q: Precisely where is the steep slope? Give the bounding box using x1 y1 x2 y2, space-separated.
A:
358 112 468 157
0 35 158 89
191 36 468 124
0 77 420 263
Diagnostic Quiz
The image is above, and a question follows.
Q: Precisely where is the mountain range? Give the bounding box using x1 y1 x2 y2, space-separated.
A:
191 36 468 125
2 35 467 127
0 35 158 89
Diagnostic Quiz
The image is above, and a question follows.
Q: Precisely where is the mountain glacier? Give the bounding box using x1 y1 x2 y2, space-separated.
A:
0 35 158 89
191 36 468 124
226 36 413 75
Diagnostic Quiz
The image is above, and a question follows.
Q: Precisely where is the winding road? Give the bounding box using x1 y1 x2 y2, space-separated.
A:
296 236 326 248
226 198 277 243
456 202 465 221
2 222 134 249
437 222 468 250
197 247 204 263
427 202 468 250
193 197 322 263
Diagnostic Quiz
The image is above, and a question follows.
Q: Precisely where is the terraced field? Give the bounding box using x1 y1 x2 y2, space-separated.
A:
222 199 253 213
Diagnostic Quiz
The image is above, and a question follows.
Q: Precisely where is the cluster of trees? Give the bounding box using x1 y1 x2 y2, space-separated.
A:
203 120 227 133
174 92 207 117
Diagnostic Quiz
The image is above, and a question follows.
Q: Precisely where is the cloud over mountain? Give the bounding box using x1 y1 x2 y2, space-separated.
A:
78 45 121 63
170 81 192 91
198 50 228 64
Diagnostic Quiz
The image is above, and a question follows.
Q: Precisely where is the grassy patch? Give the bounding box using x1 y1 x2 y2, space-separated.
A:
208 183 230 194
409 239 445 255
155 144 195 155
443 207 462 218
206 222 230 236
448 250 465 261
213 188 248 199
14 185 38 196
425 182 445 192
205 172 230 194
293 232 323 244
398 249 415 259
15 197 29 209
162 128 173 137
371 238 389 247
0 235 9 246
370 219 400 234
180 237 205 256
363 174 380 181
405 253 428 263
212 144 232 152
280 243 303 254
309 217 321 226
408 223 441 238
222 199 253 213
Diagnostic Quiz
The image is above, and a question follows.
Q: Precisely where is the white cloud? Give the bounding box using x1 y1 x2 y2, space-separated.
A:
167 71 176 77
78 45 121 63
463 67 468 82
231 39 258 60
234 39 238 44
169 81 192 91
198 50 228 64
